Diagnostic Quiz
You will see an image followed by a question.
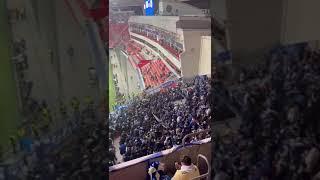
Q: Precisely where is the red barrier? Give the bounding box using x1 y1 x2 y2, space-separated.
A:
138 60 150 68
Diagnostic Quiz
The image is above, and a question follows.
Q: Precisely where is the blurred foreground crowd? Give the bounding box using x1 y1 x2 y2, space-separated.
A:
0 94 107 180
213 44 320 180
26 120 107 180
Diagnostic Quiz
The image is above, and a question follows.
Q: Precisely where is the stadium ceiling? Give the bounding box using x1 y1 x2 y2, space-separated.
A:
109 0 144 7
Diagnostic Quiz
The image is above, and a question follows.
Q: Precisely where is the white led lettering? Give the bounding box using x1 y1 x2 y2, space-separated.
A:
145 0 153 9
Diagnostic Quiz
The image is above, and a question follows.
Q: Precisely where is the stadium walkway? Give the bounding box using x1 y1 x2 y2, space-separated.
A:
110 49 142 98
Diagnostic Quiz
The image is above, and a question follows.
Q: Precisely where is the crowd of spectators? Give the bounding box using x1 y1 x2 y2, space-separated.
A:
213 45 320 180
25 119 107 180
0 94 107 179
3 39 106 178
109 75 212 163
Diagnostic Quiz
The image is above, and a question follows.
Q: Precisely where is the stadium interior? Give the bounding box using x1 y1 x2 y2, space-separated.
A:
108 0 212 179
1 0 320 179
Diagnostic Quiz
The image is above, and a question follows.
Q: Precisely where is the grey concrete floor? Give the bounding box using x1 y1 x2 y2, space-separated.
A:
110 49 142 98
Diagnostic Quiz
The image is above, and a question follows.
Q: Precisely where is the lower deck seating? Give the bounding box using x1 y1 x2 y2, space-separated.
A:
126 41 143 56
140 60 171 88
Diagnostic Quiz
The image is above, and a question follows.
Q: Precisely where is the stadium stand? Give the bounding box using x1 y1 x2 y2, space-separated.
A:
126 40 143 57
106 4 212 180
109 15 176 89
130 23 183 59
109 75 211 163
140 60 171 88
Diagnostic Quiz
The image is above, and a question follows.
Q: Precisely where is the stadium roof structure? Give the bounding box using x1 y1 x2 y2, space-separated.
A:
110 0 144 7
180 0 209 9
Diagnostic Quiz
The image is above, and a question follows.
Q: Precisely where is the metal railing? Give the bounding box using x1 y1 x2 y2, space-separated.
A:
192 154 211 180
182 129 211 148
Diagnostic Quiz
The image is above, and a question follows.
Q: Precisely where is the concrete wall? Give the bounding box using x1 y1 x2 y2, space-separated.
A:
227 0 283 63
281 0 320 44
159 0 205 16
211 0 227 23
212 0 320 53
181 29 211 78
198 36 211 76
129 16 210 35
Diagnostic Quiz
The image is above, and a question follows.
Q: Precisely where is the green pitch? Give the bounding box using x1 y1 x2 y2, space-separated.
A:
109 64 116 111
0 1 20 148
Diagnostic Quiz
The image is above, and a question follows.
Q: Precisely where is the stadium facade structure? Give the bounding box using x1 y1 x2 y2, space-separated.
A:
128 15 211 79
158 0 210 16
109 0 212 93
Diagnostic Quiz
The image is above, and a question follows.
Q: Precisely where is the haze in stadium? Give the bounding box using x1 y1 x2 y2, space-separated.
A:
108 0 212 179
